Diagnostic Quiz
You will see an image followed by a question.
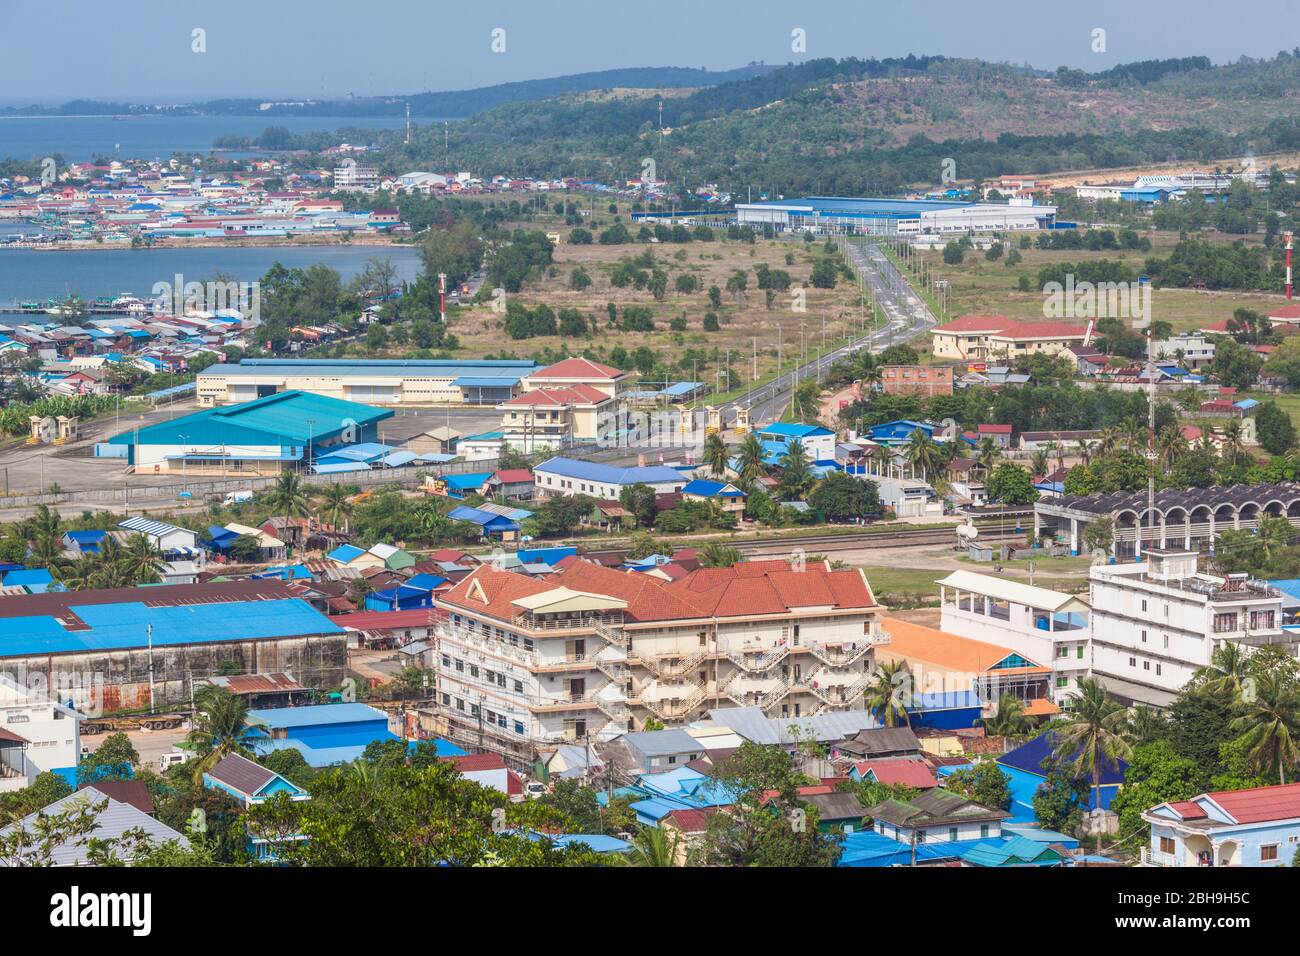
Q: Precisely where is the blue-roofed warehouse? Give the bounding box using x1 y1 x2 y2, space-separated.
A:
106 390 393 475
534 456 688 500
0 580 349 712
244 702 466 767
196 357 538 407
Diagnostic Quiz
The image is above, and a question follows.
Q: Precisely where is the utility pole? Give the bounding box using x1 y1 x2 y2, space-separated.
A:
146 623 156 715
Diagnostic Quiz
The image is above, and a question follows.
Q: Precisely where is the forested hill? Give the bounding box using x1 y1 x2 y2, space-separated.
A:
354 52 1300 197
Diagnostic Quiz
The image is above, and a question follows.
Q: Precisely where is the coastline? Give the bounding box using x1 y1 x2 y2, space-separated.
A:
0 235 414 252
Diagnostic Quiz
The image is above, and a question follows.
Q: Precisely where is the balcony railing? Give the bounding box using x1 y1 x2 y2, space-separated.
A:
724 642 790 674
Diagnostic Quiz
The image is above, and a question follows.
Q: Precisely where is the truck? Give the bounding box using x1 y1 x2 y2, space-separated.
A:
80 713 188 735
222 490 253 506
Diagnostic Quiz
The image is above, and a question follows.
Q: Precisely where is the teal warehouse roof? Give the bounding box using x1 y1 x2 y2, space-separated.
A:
107 390 393 447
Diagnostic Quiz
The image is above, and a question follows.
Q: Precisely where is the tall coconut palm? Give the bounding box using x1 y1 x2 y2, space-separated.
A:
1030 448 1050 479
266 469 312 518
1157 424 1188 470
867 442 893 476
984 693 1030 738
121 532 165 586
1221 419 1246 466
904 429 943 479
1229 671 1300 784
1097 427 1120 456
186 685 256 785
776 440 814 500
735 432 765 483
90 535 130 588
1126 705 1168 746
614 826 680 867
1053 678 1133 853
703 432 729 478
863 660 913 728
318 483 357 533
975 436 1001 478
25 504 61 548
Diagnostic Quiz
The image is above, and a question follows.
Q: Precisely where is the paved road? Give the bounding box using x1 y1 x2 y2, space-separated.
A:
729 238 939 427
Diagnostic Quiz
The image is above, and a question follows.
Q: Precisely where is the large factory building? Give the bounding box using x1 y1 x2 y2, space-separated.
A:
734 195 1056 236
197 358 539 407
0 581 348 713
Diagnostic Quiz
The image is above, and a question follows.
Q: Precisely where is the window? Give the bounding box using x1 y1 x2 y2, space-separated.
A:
980 824 990 839
1214 612 1238 633
1156 663 1162 676
949 827 958 842
1056 676 1068 688
1143 661 1150 671
916 830 926 844
1077 646 1085 659
513 679 523 693
1262 844 1279 862
1058 646 1069 658
1129 656 1136 667
1251 610 1276 630
1160 836 1175 855
1140 630 1147 643
513 721 525 735
1141 599 1147 612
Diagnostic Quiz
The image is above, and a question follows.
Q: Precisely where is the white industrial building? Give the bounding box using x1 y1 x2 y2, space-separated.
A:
1089 549 1288 708
0 675 82 791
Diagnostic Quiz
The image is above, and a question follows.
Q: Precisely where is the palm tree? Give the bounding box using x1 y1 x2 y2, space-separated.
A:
867 442 893 476
699 541 741 568
735 432 765 482
57 556 100 591
1157 424 1188 470
1229 671 1300 784
983 693 1030 738
318 483 357 533
90 535 130 588
703 432 729 478
975 436 1001 478
614 826 680 867
25 504 61 547
1030 448 1050 479
1097 427 1120 456
1053 678 1133 853
1221 419 1246 466
903 429 943 479
776 440 814 500
863 660 912 728
121 533 165 586
1121 419 1145 455
266 469 312 518
186 685 256 784
1126 705 1168 746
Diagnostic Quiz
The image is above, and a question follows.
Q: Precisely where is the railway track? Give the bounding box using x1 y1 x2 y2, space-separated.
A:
736 525 1025 556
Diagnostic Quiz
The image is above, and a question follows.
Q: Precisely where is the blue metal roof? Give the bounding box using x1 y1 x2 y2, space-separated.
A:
448 505 517 529
328 544 366 563
535 456 685 486
514 546 578 566
246 702 388 729
0 598 342 656
998 731 1127 783
444 472 493 491
758 422 834 438
312 461 371 474
682 478 745 498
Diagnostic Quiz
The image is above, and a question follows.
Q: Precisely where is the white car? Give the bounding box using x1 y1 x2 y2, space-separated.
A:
524 781 548 799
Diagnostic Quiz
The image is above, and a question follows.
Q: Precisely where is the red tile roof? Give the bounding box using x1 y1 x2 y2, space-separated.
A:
853 759 939 789
978 424 1012 434
668 562 877 618
1168 800 1207 819
0 726 28 744
934 316 1088 340
1209 782 1300 824
1269 305 1300 319
934 315 1014 333
530 357 624 380
328 608 434 630
663 807 718 833
492 469 534 484
447 753 508 772
502 385 610 406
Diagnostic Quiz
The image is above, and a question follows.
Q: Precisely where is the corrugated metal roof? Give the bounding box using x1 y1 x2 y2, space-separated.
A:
0 788 187 865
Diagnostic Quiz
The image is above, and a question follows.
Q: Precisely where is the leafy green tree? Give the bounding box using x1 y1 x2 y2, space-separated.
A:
77 733 139 786
618 483 657 528
1109 740 1202 844
1255 401 1296 455
697 743 841 867
537 779 636 835
1031 756 1090 834
943 760 1013 811
986 463 1038 505
808 471 881 521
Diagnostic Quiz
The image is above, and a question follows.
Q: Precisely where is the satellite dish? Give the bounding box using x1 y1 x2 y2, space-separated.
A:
956 522 979 539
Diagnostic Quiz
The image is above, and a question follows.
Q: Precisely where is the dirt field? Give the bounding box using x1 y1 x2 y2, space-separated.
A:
446 231 869 385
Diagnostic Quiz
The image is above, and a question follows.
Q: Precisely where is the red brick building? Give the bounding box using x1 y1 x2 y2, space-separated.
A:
880 364 955 396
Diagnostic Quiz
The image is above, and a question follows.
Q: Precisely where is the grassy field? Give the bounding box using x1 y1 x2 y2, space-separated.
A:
861 553 1092 607
913 231 1284 337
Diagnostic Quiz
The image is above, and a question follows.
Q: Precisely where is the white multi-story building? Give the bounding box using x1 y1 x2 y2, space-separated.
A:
433 559 886 767
0 675 81 792
1089 548 1288 707
936 570 1092 704
333 164 380 193
1155 333 1216 370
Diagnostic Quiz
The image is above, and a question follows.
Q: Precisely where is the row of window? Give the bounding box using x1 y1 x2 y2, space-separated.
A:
440 692 526 736
442 655 525 694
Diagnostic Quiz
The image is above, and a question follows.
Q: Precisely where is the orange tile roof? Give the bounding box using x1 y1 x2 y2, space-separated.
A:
1023 698 1061 717
501 384 610 406
879 617 1048 675
668 562 877 617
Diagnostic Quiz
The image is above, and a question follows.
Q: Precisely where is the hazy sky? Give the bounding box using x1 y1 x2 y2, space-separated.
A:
3 0 1298 102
